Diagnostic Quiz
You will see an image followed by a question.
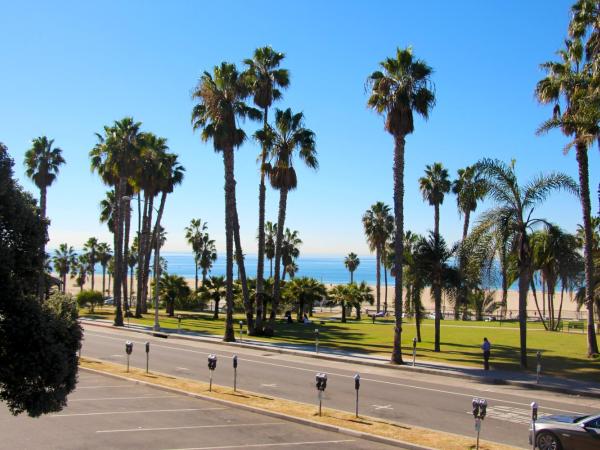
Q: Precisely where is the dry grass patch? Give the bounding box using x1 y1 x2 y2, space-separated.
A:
79 357 518 450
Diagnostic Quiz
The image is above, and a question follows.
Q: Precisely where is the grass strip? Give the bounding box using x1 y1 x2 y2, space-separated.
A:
79 356 520 450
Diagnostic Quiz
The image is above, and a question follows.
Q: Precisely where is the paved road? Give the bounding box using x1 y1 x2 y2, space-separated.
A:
81 324 600 449
0 371 398 450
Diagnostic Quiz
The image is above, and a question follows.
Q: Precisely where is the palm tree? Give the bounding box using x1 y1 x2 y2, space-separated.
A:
452 165 488 319
352 281 374 320
24 136 66 300
197 232 217 285
474 158 578 367
536 37 600 356
367 47 436 364
83 237 99 291
160 273 191 317
192 62 261 340
284 277 326 322
362 202 394 313
202 276 227 319
329 285 351 323
91 117 143 326
265 221 277 278
71 253 88 293
128 239 138 309
402 231 426 341
244 46 289 335
257 108 317 335
344 253 360 283
281 228 302 281
470 289 501 322
185 218 208 291
99 190 116 233
53 243 76 293
96 242 112 297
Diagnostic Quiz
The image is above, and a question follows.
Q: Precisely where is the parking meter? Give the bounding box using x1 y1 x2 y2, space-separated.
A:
472 398 487 450
531 402 538 450
177 314 182 332
208 354 217 391
536 351 542 384
412 337 417 366
314 328 319 354
145 341 150 373
315 373 328 416
354 373 360 417
233 355 238 392
125 341 133 372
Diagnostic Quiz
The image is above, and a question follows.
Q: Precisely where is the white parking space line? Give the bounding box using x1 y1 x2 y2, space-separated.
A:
85 330 585 414
76 385 131 389
163 439 356 449
97 422 284 433
70 395 177 402
51 407 226 417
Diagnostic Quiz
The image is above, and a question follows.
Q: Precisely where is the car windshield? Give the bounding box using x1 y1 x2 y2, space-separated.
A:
575 415 591 423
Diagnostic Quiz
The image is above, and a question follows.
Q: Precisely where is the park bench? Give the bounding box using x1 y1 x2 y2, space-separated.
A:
566 320 585 333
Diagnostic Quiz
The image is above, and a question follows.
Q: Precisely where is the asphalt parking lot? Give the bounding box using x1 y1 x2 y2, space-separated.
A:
0 371 400 449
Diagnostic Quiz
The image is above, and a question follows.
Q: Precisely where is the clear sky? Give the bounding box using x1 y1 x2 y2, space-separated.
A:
1 0 598 256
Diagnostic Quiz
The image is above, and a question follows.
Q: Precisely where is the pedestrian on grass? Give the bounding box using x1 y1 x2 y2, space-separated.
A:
481 337 491 370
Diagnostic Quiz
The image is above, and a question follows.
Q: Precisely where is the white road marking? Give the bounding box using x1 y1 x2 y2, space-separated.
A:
372 404 393 410
261 383 277 387
71 395 177 402
465 406 551 425
110 354 124 358
76 385 131 389
51 407 225 417
163 440 356 450
97 422 283 433
84 330 586 414
175 367 190 371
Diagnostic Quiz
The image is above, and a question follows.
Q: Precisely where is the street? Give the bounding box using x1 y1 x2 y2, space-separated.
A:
81 324 600 448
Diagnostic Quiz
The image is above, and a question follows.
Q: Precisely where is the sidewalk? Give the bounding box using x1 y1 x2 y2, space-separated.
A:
80 317 600 399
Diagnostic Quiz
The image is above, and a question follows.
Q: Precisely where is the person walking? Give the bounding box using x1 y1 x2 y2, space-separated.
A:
481 337 491 370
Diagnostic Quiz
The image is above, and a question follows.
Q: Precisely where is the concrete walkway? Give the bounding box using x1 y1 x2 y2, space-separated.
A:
80 317 600 399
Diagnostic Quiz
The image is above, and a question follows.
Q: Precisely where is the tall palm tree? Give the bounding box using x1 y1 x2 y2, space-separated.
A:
362 202 394 313
281 228 302 281
192 62 261 341
198 232 217 285
53 243 76 293
474 158 578 367
329 284 351 323
367 47 436 364
402 231 426 341
185 218 208 291
96 242 112 297
202 276 227 319
24 136 66 300
258 108 317 335
244 46 289 335
419 162 450 351
452 165 488 318
265 221 277 278
91 117 142 326
536 37 600 356
71 253 88 293
344 252 360 283
83 237 99 291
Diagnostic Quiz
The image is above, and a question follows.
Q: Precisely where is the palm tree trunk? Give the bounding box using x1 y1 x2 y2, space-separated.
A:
102 266 106 298
268 187 288 335
122 197 131 315
194 258 198 292
530 278 548 330
37 187 48 301
518 232 530 368
90 251 95 292
135 196 147 317
233 210 254 333
391 134 405 364
500 242 509 319
142 195 155 314
255 106 269 335
202 268 207 286
556 286 565 331
375 247 381 312
350 270 354 284
62 272 67 294
223 149 236 342
130 265 134 310
270 258 273 278
575 143 599 356
383 264 388 313
341 299 346 323
113 178 125 326
213 295 219 319
456 210 471 319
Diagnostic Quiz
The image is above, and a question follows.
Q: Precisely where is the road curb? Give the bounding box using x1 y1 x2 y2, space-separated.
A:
81 319 600 399
79 365 435 450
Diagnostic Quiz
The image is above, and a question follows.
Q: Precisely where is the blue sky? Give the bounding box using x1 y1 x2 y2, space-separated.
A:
1 0 598 256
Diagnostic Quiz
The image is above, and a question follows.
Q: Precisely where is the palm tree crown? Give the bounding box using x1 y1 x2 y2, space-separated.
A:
24 136 65 203
344 252 360 283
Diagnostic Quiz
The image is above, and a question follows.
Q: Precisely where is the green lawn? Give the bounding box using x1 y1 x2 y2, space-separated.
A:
82 308 599 382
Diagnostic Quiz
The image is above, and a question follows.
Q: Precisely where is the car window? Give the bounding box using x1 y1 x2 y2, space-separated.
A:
585 417 600 429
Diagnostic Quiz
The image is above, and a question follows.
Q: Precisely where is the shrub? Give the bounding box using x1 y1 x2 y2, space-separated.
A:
76 290 103 312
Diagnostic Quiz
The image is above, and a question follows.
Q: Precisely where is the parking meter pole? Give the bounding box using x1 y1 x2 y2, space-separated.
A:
145 342 150 373
315 373 327 417
536 351 541 384
531 402 538 450
354 374 360 418
125 341 133 373
207 354 217 392
475 418 481 450
239 322 243 342
209 371 213 392
233 355 238 392
412 337 417 367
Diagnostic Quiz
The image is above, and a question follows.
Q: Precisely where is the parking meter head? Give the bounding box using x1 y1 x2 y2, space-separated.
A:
531 402 538 421
472 398 480 418
233 355 238 369
208 354 217 371
239 321 243 329
315 328 319 335
315 373 327 391
479 399 487 419
125 341 133 355
354 373 360 390
412 337 417 348
145 341 150 353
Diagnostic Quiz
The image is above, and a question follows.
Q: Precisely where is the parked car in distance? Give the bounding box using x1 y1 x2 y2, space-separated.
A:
103 296 114 305
529 413 600 449
484 316 497 322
